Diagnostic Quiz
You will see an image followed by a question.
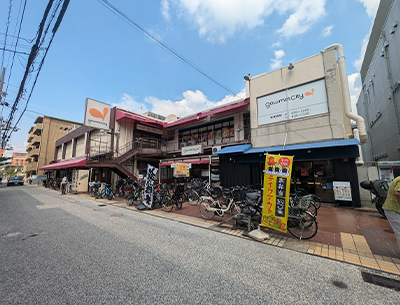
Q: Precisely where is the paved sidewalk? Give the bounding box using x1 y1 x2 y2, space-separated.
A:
76 191 400 276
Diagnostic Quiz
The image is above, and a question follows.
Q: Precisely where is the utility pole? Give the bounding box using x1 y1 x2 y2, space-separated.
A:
0 67 5 150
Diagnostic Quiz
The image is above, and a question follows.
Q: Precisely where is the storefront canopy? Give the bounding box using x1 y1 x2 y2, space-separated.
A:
213 144 252 155
39 157 87 170
244 138 361 154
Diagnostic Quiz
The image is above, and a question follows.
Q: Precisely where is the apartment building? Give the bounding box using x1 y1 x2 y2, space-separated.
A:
24 116 81 176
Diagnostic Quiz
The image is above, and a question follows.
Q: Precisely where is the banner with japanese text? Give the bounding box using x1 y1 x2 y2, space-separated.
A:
173 162 190 177
261 154 293 233
142 164 158 208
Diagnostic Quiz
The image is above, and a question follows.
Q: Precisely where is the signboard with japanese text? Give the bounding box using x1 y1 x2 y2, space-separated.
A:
173 162 190 177
257 79 328 125
333 181 352 201
261 154 293 233
142 164 158 208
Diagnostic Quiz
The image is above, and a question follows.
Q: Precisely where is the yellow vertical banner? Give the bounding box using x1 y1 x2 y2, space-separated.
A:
261 154 293 233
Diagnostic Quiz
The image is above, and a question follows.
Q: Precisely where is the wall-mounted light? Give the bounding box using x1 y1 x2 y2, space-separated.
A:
288 63 294 70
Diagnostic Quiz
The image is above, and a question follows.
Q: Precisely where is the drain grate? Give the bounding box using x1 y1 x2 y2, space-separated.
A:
361 271 400 291
98 204 107 207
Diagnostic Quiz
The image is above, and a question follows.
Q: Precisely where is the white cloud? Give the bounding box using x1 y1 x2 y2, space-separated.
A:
113 89 246 118
164 0 327 43
112 94 149 114
270 49 285 69
161 0 171 22
357 0 380 19
321 25 334 37
348 72 362 113
277 0 326 38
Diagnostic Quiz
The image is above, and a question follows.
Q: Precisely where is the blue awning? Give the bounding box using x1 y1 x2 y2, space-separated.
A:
213 144 252 155
244 138 361 154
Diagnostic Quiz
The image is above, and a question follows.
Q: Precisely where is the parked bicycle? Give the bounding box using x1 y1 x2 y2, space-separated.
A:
96 183 114 200
287 195 318 240
126 181 144 206
162 184 184 212
198 187 241 220
89 181 101 197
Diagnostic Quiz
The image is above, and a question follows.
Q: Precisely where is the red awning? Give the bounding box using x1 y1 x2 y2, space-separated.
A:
159 160 210 166
39 157 87 170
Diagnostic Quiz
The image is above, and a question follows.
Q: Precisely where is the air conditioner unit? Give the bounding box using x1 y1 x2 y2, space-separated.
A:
212 146 222 153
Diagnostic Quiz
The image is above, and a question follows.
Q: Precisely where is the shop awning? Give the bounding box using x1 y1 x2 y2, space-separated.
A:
213 144 252 155
39 157 87 170
244 138 361 154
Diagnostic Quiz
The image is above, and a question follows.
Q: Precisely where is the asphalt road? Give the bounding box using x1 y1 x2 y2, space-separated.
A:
1 183 399 304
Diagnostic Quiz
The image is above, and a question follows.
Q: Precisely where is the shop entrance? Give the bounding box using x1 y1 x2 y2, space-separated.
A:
291 160 335 203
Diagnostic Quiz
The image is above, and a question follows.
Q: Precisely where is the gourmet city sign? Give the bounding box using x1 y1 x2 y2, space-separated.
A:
84 98 111 130
257 79 328 125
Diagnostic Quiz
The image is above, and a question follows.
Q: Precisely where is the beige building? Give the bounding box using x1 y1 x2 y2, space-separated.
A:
24 116 81 176
11 152 28 168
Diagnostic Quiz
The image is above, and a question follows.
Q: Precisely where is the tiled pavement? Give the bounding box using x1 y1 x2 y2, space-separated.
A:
76 192 400 276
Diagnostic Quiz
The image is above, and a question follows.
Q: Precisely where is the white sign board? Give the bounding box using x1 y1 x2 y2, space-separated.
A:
84 98 111 129
257 79 328 125
182 144 203 156
333 181 352 201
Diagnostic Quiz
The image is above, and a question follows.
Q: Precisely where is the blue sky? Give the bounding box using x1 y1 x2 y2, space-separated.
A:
0 0 380 156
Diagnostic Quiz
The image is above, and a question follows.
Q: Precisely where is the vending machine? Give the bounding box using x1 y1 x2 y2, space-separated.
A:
70 169 89 193
377 161 400 184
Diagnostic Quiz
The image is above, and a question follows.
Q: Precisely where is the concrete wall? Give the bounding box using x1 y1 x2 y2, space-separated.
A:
357 1 400 162
249 49 352 149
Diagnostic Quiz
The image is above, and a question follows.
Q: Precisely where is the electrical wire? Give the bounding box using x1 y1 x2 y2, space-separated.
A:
97 0 238 97
1 0 70 148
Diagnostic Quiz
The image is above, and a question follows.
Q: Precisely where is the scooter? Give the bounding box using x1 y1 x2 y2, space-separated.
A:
359 180 389 219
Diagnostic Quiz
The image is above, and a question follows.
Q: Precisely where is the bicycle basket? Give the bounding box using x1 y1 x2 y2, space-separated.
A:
245 192 261 206
292 194 312 210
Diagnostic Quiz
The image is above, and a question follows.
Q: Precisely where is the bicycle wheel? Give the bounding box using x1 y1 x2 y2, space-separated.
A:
126 195 134 206
162 195 174 212
308 201 317 216
188 190 201 205
107 191 114 200
287 211 318 240
199 198 216 220
176 196 183 209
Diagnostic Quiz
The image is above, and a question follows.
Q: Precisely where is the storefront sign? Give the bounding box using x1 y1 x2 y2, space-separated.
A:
142 164 158 208
136 124 163 135
173 162 190 177
333 181 352 201
257 79 328 125
182 144 203 156
84 98 111 129
261 154 293 233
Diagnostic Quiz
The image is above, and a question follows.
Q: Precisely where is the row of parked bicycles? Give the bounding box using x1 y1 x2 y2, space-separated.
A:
101 177 320 240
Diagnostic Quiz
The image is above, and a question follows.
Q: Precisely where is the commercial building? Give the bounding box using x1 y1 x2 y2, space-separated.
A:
356 0 399 163
216 44 367 206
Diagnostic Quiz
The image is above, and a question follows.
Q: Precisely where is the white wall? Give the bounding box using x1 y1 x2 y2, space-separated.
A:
249 49 352 149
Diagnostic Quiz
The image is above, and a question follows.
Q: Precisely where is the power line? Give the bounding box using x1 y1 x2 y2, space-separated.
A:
1 0 70 149
97 0 238 97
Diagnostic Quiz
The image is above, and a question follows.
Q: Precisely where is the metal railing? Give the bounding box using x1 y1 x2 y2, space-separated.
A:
87 138 165 163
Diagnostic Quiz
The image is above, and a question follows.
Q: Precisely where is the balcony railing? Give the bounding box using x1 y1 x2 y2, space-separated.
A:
87 138 165 163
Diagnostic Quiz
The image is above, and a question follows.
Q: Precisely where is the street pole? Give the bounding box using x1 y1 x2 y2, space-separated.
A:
0 68 5 149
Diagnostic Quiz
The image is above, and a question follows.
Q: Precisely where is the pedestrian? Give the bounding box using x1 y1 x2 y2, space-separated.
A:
61 175 68 195
28 176 32 185
382 175 400 250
